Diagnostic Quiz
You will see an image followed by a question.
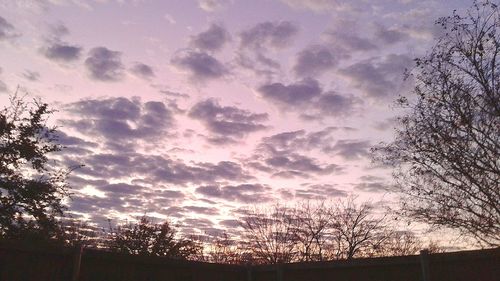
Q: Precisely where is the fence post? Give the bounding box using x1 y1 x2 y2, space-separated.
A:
276 264 283 281
419 249 430 281
71 244 83 281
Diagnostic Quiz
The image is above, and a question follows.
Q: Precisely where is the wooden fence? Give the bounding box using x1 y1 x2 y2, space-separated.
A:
0 241 498 281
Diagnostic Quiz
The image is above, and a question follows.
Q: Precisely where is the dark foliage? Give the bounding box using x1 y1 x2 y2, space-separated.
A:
108 216 201 259
0 93 72 241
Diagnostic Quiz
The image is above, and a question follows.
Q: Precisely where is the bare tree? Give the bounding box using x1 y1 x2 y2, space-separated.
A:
374 0 500 246
239 199 397 263
294 201 335 262
205 232 246 264
239 204 300 264
371 231 422 257
329 198 387 259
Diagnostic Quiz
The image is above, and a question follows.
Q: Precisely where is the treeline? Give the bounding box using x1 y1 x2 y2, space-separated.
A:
53 198 442 265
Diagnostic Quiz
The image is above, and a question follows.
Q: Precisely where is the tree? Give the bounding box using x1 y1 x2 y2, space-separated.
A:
328 198 387 259
0 93 71 241
107 217 201 259
239 204 301 264
239 199 393 263
374 1 499 246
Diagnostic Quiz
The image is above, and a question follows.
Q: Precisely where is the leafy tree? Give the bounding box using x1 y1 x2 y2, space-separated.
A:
374 1 499 246
0 93 71 241
108 216 201 259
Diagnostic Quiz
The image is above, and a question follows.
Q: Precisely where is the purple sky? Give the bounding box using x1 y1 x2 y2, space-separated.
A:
0 0 472 238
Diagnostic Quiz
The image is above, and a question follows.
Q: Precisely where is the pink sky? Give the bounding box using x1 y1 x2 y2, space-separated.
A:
0 0 472 238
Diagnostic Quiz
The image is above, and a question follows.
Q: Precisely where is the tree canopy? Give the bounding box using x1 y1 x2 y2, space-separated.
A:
0 94 71 240
374 0 499 246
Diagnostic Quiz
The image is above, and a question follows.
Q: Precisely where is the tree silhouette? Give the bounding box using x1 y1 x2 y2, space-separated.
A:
0 93 72 241
107 216 201 259
374 1 499 246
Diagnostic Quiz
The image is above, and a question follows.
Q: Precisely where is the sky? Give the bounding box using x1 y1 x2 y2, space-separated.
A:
0 0 473 238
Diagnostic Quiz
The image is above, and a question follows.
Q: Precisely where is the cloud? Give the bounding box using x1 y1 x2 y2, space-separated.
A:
0 16 18 41
294 45 338 77
171 50 227 81
240 21 298 50
190 23 230 52
63 97 174 143
48 22 70 38
374 23 409 45
353 175 393 192
328 139 371 160
323 23 378 52
258 78 321 107
0 80 7 92
85 47 125 81
236 21 298 78
188 99 268 143
21 70 40 81
198 0 231 12
196 183 271 203
340 54 413 99
129 62 155 79
314 92 362 118
39 22 82 63
294 183 347 200
246 128 344 178
41 42 83 62
258 78 361 119
280 0 348 12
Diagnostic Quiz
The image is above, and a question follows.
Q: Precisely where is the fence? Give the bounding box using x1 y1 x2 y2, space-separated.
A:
0 241 498 281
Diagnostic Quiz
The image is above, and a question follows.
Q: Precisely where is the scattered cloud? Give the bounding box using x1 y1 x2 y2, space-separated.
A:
294 44 338 77
246 128 344 178
190 23 230 52
257 78 361 119
340 54 413 99
353 175 393 192
41 42 83 62
0 16 18 41
196 183 271 203
171 50 227 81
63 97 174 144
240 21 298 50
129 62 155 79
198 0 231 12
188 99 268 144
258 78 321 107
328 139 371 160
21 70 40 81
374 23 409 45
85 47 125 81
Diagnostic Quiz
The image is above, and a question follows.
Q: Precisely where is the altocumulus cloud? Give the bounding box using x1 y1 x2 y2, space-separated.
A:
294 44 338 77
258 78 361 119
340 54 413 99
0 16 18 41
188 99 268 144
171 50 227 81
129 62 155 79
41 42 82 62
85 47 125 81
63 97 174 143
190 23 230 52
196 183 272 203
